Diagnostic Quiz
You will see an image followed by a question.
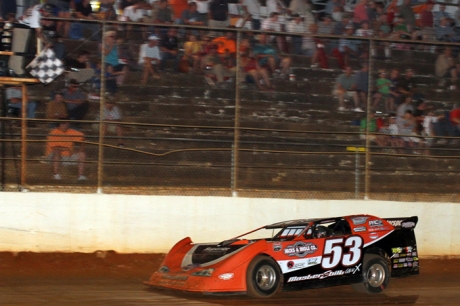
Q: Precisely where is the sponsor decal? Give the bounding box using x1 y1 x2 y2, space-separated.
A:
287 264 362 282
402 221 415 229
287 261 305 269
408 262 413 267
393 254 399 258
218 273 234 280
203 247 230 253
405 246 414 252
412 252 418 256
182 264 200 271
392 247 402 254
406 257 414 262
351 217 369 225
369 233 379 240
399 258 406 263
388 220 403 227
284 242 318 258
414 261 419 267
393 259 398 264
393 264 398 269
369 220 383 227
272 242 282 252
353 226 367 232
308 258 319 266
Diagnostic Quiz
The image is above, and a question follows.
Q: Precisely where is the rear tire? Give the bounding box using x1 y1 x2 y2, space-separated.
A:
246 255 281 298
352 254 390 294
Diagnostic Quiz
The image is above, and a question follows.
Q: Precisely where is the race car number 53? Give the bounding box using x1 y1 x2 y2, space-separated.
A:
321 236 363 269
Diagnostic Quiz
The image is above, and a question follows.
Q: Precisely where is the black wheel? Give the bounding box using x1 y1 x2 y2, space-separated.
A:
352 254 390 294
246 255 281 298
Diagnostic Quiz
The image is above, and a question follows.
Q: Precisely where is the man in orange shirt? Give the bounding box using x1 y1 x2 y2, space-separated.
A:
212 31 236 55
46 121 87 180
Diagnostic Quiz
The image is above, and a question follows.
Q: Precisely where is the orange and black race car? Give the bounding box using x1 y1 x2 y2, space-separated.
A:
144 214 419 298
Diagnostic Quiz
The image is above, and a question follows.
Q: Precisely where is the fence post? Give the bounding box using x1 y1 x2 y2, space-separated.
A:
232 30 241 197
364 39 374 200
97 24 107 194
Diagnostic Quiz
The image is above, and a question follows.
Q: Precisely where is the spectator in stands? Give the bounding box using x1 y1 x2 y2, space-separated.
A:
90 59 119 95
160 28 180 72
397 109 424 153
202 44 235 86
454 4 460 29
209 0 229 36
436 17 457 42
63 79 90 121
119 0 136 11
355 21 373 37
190 0 210 25
420 0 434 29
55 0 73 38
180 2 205 26
396 95 414 119
71 0 100 40
435 4 453 28
240 51 272 90
46 92 69 124
325 0 340 17
398 0 416 32
450 104 460 137
318 14 335 35
265 0 282 16
242 0 262 30
101 31 129 85
336 25 360 69
123 0 147 41
213 31 237 55
6 86 38 121
155 0 173 24
288 0 312 19
46 121 87 181
101 97 125 148
353 0 369 28
388 68 401 109
253 33 291 77
97 0 117 20
372 69 392 113
66 50 91 70
183 33 203 74
333 66 360 112
398 68 423 100
261 12 288 53
332 13 351 35
352 63 368 112
435 47 458 88
139 34 161 83
287 13 306 55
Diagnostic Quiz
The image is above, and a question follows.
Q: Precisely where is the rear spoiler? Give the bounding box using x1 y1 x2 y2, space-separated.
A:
385 216 418 229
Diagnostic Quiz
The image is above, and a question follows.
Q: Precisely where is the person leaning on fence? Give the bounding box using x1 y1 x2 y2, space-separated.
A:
45 120 87 181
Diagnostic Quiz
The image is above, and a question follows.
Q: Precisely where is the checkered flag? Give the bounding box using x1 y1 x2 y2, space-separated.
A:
26 48 64 84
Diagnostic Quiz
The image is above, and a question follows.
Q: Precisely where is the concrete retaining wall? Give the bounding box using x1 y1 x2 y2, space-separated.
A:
0 192 458 256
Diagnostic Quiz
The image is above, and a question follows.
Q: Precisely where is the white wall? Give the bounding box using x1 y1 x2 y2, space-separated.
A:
0 192 458 256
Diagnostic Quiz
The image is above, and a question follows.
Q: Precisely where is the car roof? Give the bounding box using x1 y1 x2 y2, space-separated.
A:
265 215 376 229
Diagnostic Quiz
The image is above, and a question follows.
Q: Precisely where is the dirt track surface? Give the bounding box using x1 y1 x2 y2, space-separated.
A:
1 252 459 305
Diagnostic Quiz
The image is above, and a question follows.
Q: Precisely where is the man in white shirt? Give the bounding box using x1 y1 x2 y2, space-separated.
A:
139 35 162 83
287 13 306 55
242 0 261 30
123 1 147 40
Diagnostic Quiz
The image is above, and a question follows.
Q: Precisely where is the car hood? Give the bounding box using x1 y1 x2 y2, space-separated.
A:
181 242 253 268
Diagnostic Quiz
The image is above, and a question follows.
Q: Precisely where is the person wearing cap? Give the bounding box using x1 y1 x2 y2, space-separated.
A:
46 120 87 181
63 79 90 121
139 34 161 83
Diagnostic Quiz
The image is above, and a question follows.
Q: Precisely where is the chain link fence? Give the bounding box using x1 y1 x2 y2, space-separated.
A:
1 18 460 201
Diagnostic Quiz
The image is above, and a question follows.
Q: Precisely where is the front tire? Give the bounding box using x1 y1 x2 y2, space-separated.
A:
246 255 281 298
352 254 390 294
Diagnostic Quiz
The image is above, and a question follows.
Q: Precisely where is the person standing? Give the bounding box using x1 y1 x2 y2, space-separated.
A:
208 0 229 37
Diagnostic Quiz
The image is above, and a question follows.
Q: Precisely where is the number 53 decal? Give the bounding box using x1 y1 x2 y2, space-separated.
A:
321 236 363 269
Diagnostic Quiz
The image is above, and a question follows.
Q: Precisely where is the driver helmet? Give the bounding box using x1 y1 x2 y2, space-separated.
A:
315 226 329 238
